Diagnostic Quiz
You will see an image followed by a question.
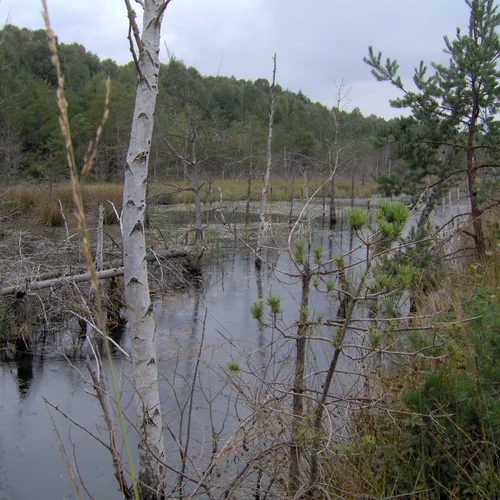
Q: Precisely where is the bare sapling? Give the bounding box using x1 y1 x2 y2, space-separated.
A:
306 201 413 491
329 80 351 229
245 191 421 496
245 121 255 224
159 114 215 244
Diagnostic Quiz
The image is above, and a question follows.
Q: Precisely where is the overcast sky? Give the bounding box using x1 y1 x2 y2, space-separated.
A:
0 0 472 118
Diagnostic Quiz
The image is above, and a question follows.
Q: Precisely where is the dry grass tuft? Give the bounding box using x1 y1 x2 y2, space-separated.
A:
0 183 123 223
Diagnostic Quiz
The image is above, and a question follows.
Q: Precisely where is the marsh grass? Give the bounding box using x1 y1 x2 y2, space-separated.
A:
1 177 376 224
40 203 65 227
0 183 123 224
150 176 377 204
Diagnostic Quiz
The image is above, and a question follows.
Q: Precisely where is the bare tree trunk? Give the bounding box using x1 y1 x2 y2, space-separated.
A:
190 134 203 241
328 149 337 229
255 53 277 269
322 183 326 216
193 164 202 241
245 124 254 225
95 204 104 271
122 0 170 496
350 163 356 208
288 175 295 230
467 130 485 258
289 266 311 495
329 174 337 227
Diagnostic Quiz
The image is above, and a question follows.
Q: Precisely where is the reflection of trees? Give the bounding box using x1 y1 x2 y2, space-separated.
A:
15 352 33 398
180 287 202 402
254 262 267 373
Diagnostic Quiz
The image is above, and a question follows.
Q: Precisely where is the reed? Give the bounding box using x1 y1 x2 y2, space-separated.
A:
1 177 377 222
0 183 123 224
150 176 378 204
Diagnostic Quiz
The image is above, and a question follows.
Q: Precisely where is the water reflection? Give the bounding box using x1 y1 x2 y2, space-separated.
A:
0 358 126 500
15 352 33 398
1 203 444 498
254 259 267 376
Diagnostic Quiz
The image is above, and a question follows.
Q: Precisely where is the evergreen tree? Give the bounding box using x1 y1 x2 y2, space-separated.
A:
0 23 390 183
365 0 500 258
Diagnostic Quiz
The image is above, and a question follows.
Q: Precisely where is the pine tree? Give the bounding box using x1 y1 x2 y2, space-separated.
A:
365 0 500 258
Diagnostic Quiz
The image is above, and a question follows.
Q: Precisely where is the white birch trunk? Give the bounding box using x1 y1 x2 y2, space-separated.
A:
122 0 169 496
255 54 277 268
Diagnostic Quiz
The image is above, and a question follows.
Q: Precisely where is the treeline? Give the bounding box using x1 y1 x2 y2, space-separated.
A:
0 24 392 184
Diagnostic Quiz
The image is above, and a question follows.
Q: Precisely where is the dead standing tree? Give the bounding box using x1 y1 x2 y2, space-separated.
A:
328 79 351 228
255 53 277 269
159 113 215 243
122 0 172 496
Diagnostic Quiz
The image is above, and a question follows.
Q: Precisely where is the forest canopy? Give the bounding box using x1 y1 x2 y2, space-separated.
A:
0 24 392 184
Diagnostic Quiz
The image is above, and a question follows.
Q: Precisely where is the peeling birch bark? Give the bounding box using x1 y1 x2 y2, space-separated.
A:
122 0 171 496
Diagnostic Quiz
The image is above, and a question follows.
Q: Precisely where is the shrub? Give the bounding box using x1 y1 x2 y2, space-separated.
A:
348 207 369 230
351 264 500 498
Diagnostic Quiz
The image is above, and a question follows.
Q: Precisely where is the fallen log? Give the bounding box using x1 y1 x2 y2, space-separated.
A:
0 267 125 297
13 247 190 284
0 246 200 298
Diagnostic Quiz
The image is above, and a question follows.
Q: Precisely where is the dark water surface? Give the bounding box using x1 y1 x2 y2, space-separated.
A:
1 202 456 499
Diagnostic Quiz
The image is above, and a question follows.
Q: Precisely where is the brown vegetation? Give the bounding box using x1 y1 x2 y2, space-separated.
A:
0 178 377 224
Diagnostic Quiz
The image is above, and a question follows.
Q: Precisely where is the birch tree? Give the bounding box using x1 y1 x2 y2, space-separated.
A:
122 0 172 496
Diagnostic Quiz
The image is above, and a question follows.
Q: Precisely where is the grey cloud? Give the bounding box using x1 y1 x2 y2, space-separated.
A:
0 0 473 118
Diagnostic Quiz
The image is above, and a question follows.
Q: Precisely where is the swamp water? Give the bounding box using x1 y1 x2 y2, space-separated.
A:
0 200 459 499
